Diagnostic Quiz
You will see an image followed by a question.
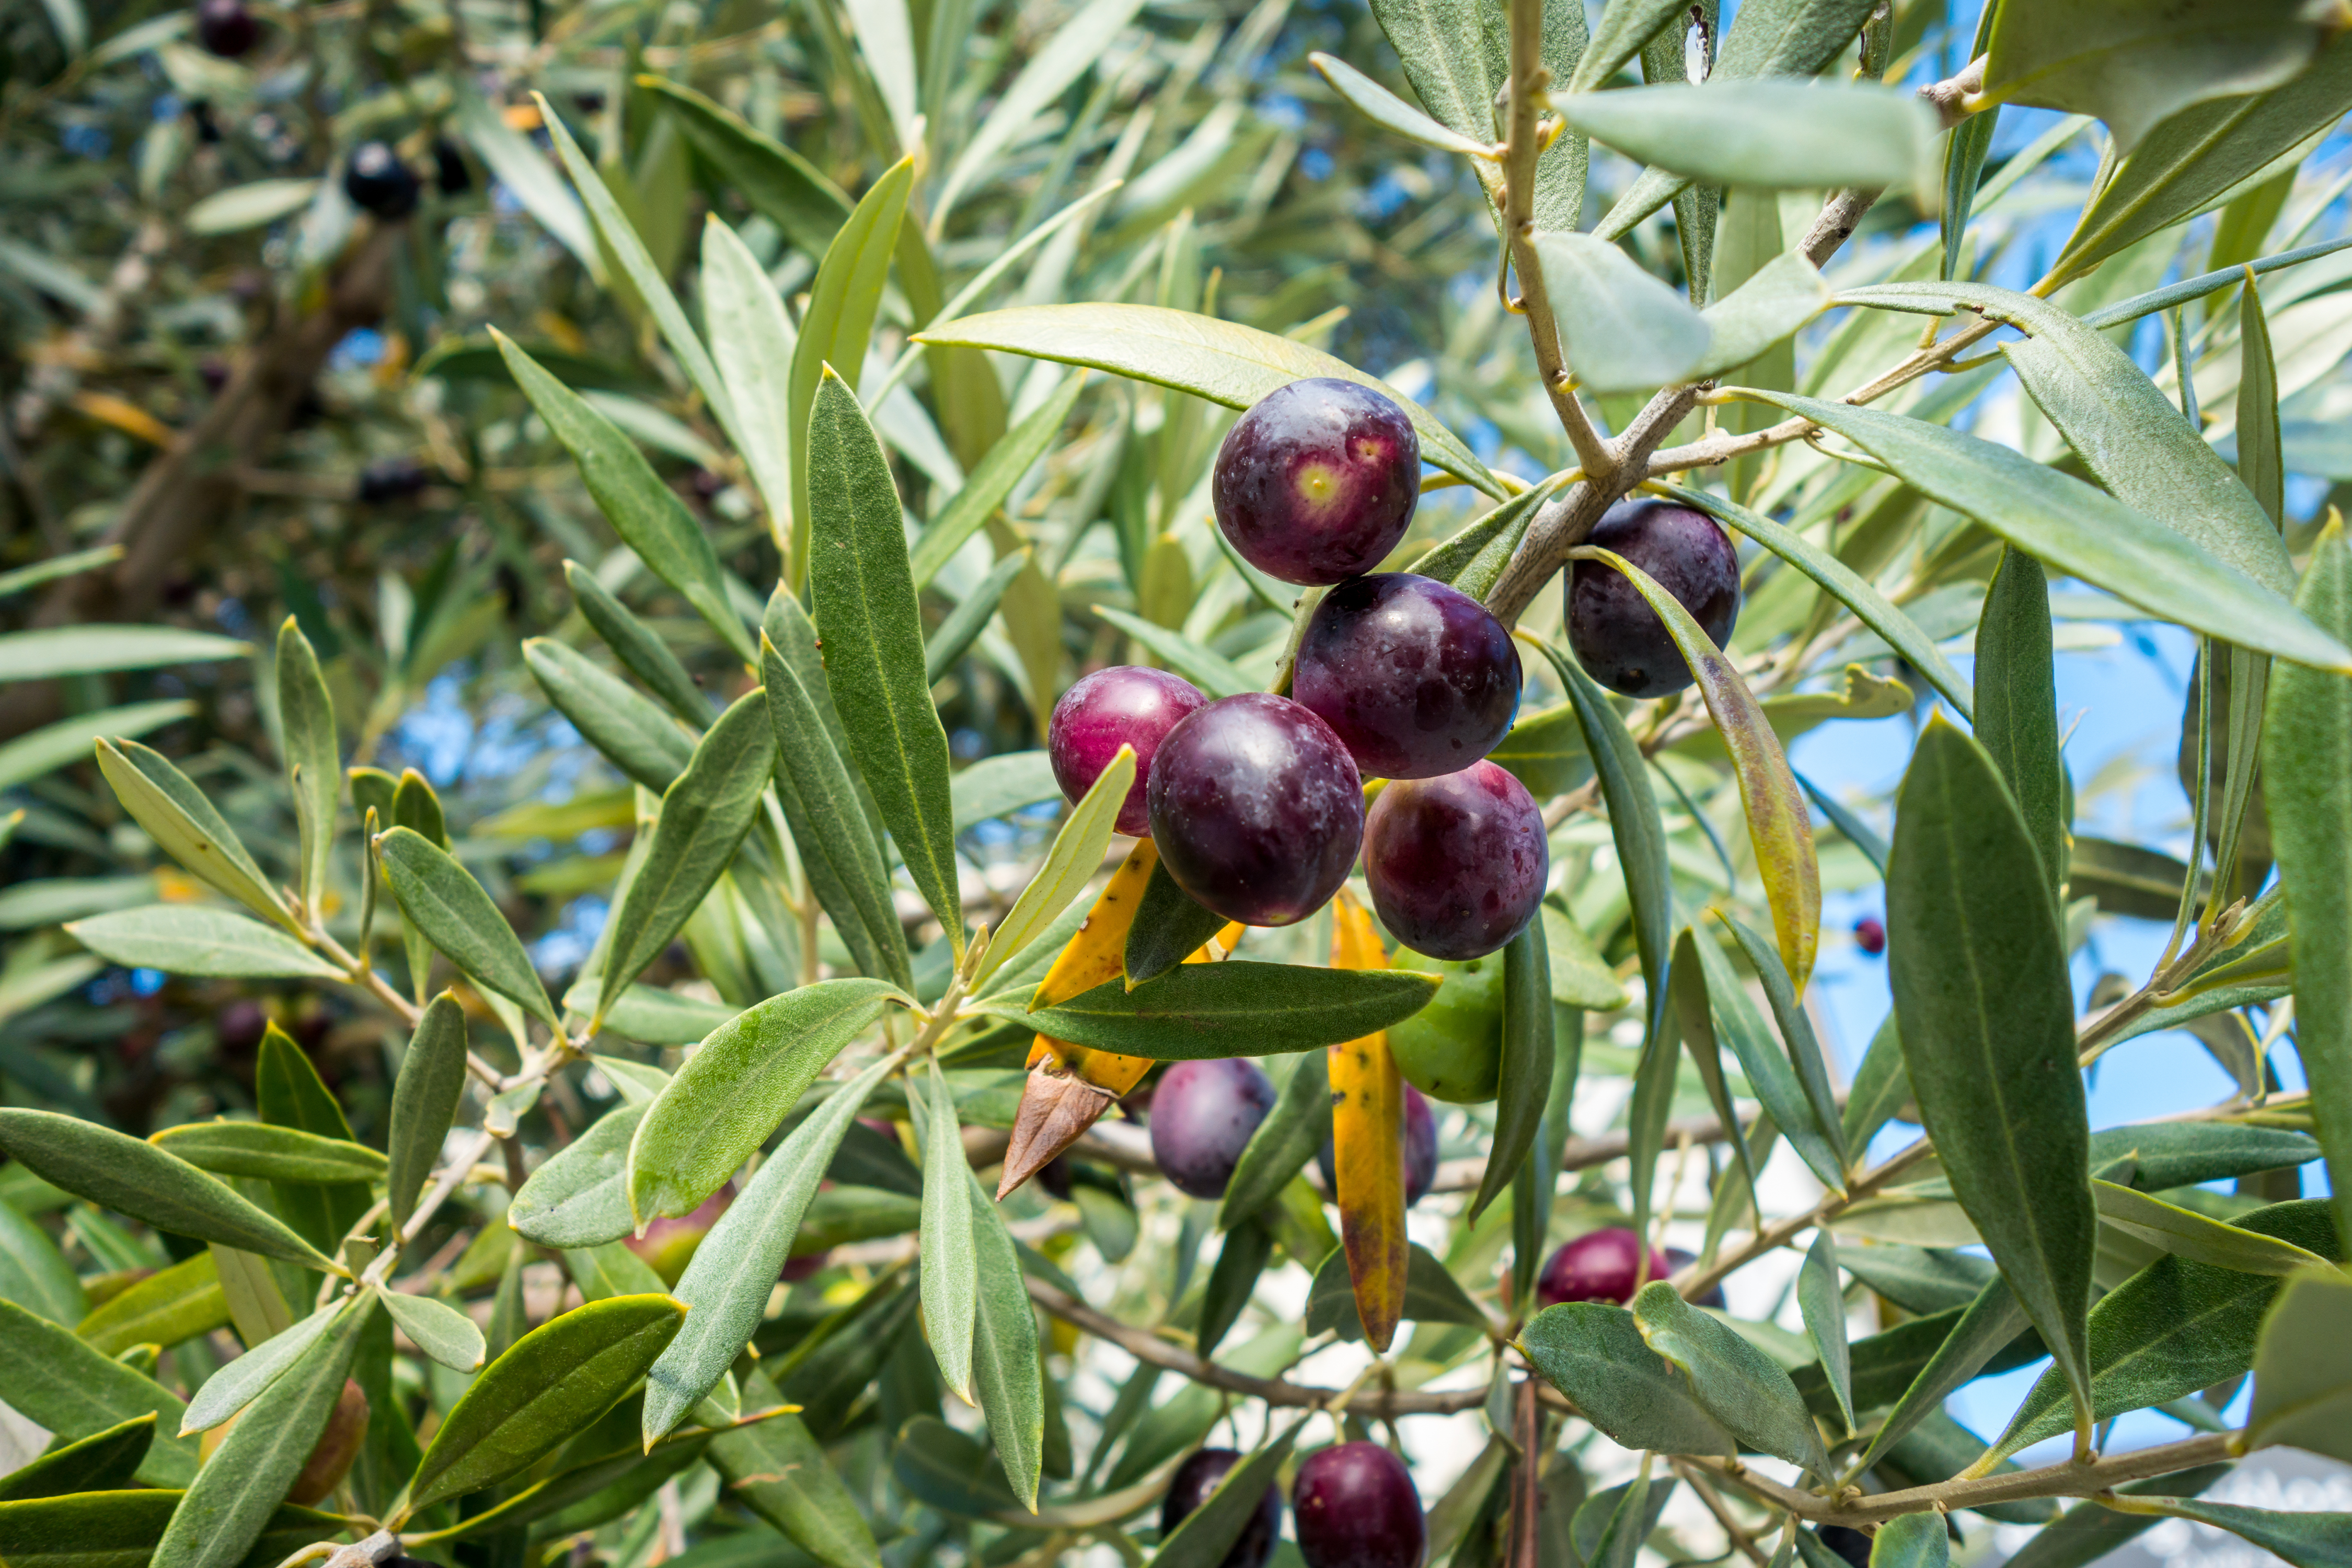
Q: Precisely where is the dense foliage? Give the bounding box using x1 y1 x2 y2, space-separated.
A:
1 0 2349 1565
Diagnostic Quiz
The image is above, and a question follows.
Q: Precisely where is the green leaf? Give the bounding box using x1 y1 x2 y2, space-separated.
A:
951 751 1060 835
787 160 912 584
522 639 696 792
700 216 801 533
0 1298 194 1483
1735 393 2351 672
453 82 596 268
1408 479 1566 602
595 691 776 1022
2089 1121 2320 1190
894 1413 1025 1517
760 632 911 988
926 549 1031 683
0 1110 337 1273
510 1103 647 1249
1841 1013 1909 1153
1089 605 1253 699
1838 1244 1998 1316
1005 963 1438 1059
2007 1469 2235 1568
1986 1197 2341 1463
376 827 558 1027
1797 1231 1853 1434
1683 908 1841 1193
806 372 964 949
0 699 192 794
2246 1265 2352 1463
1532 231 1710 394
1713 0 1879 79
272 617 339 915
179 1300 344 1434
182 177 318 236
93 739 289 930
1888 716 2096 1448
1985 0 2330 155
1692 249 1832 381
75 1255 225 1359
643 1053 896 1442
67 905 341 981
1120 859 1243 991
2240 273 2286 525
379 1289 485 1374
931 0 1146 222
147 1123 384 1185
1715 911 1844 1168
917 304 1500 497
965 1161 1045 1510
2093 1178 2330 1275
0 626 247 683
913 373 1088 591
0 1190 84 1325
1219 1048 1332 1229
1837 279 2297 598
709 1378 882 1568
151 1290 371 1568
911 1058 977 1403
627 979 903 1224
1555 81 1933 191
2049 37 2352 285
1152 1419 1306 1568
1469 920 1553 1220
641 77 850 258
490 330 753 662
1851 1278 2031 1469
1197 1217 1272 1357
984 752 1132 990
2261 514 2352 1246
561 562 707 725
2081 234 2352 331
2097 1498 2352 1568
1305 1241 1488 1340
1869 1511 1947 1568
1543 902 1626 1009
0 1490 336 1568
1309 52 1493 156
564 1240 667 1304
1632 1280 1830 1475
386 993 470 1231
409 1293 685 1512
0 1413 154 1501
1519 1302 1736 1455
1974 548 2066 892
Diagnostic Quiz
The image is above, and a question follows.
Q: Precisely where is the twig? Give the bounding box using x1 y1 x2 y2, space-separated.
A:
1673 1459 1773 1567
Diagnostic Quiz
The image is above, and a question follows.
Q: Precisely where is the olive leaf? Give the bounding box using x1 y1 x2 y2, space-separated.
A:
1520 1302 1735 1456
66 906 343 981
147 1123 385 1185
913 1057 978 1404
94 739 291 930
387 993 470 1231
1632 1281 1830 1477
0 1298 196 1483
273 615 339 916
1005 963 1440 1059
522 637 696 792
376 827 559 1027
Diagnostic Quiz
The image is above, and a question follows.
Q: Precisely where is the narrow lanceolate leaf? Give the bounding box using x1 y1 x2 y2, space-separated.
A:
2239 271 2285 524
523 637 696 792
1851 1278 2030 1468
0 1299 194 1483
2094 1497 2352 1568
66 905 343 981
983 748 1133 987
806 371 963 951
1533 232 1711 394
274 617 339 915
1153 1419 1308 1568
2260 515 2352 1248
1125 854 1236 988
491 330 753 662
1571 545 1818 985
710 1375 883 1568
640 77 851 257
1692 250 1832 380
627 978 904 1224
702 216 800 537
1889 717 2096 1451
1554 81 1933 192
0 1197 84 1327
787 159 913 586
180 1300 344 1434
0 1110 337 1274
912 372 1088 591
2091 1179 2330 1275
509 1102 648 1249
147 1123 385 1185
1974 548 2065 893
926 549 1030 683
1468 920 1552 1220
379 1289 486 1373
152 1290 371 1568
965 1161 1045 1510
2246 1266 2352 1464
1632 1281 1830 1478
387 994 470 1232
761 627 910 988
561 561 707 724
1518 1304 1735 1456
595 691 776 1023
0 1412 155 1500
1715 912 1846 1171
1309 52 1493 156
411 1294 688 1512
1740 391 2352 673
1008 962 1440 1060
1220 1047 1332 1229
0 1492 335 1567
95 739 289 929
1329 892 1406 1354
915 1059 978 1403
1797 1231 1853 1435
1870 1512 1948 1568
376 827 558 1027
644 1054 896 1443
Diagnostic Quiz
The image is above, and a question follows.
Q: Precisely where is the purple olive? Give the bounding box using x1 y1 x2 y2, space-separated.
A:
1663 1247 1726 1309
1363 760 1547 962
1212 379 1419 586
342 142 421 220
1853 916 1886 956
1293 573 1521 780
1147 694 1363 927
1292 1442 1424 1568
1150 1058 1277 1200
1161 1447 1281 1568
1536 1227 1670 1308
194 0 259 56
1567 499 1741 699
357 456 430 504
1049 665 1208 837
1316 1083 1438 1207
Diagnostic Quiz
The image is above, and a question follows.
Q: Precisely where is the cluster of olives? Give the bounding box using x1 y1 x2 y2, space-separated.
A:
1163 1440 1425 1568
1535 1228 1724 1310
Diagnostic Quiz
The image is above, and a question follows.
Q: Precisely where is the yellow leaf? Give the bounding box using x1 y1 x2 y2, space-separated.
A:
1329 891 1406 1353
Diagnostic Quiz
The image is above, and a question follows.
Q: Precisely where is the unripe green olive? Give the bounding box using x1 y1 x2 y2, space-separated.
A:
1387 953 1504 1103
